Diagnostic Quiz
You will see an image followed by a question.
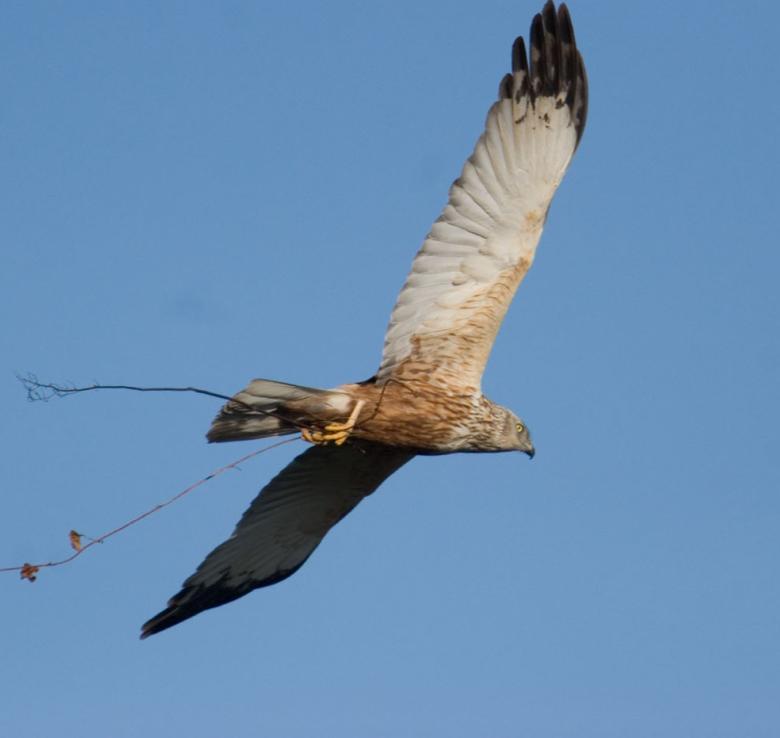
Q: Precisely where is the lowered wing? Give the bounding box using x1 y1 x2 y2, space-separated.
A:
142 441 413 637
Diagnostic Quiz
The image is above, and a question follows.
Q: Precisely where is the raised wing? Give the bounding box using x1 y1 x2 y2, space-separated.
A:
141 441 413 637
377 2 587 392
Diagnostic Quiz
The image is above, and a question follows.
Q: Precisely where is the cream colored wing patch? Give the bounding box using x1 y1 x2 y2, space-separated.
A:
377 2 587 392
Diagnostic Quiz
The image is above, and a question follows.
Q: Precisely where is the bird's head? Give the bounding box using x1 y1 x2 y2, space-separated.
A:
505 411 535 458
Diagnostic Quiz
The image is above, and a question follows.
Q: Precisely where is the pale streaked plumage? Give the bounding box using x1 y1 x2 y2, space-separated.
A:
142 1 588 638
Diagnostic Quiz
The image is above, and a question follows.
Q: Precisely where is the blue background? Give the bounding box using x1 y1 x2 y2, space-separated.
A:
2 1 778 736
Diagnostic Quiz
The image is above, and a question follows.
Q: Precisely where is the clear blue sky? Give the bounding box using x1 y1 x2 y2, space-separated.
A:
2 1 778 736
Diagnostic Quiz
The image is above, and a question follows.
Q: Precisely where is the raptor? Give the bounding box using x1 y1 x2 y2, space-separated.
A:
142 0 587 638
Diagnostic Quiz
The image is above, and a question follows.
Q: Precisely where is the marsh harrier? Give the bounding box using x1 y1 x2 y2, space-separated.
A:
142 0 587 638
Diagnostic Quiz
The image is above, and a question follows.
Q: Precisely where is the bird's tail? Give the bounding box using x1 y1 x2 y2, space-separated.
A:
206 378 348 443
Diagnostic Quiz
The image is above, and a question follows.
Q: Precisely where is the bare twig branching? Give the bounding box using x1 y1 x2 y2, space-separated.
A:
17 373 236 405
5 372 321 581
1 437 298 581
16 373 312 427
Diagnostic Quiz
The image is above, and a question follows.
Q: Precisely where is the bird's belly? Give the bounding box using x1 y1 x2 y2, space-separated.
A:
350 384 480 453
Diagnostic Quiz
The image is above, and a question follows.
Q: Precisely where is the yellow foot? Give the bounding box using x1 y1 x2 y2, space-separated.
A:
301 400 366 446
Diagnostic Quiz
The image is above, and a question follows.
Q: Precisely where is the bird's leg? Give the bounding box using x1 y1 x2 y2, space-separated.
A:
301 399 366 446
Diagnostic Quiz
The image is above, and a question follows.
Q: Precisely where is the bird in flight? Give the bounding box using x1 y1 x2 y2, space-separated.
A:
141 0 587 638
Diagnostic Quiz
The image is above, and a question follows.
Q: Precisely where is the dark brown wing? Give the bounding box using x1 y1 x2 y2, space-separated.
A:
141 441 414 637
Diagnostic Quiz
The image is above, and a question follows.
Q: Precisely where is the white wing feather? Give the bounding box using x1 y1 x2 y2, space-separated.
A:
378 3 587 392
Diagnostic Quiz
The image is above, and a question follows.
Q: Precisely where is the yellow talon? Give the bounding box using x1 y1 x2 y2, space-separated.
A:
301 400 365 446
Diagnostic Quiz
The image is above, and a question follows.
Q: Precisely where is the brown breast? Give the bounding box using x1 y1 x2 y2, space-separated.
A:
343 380 483 452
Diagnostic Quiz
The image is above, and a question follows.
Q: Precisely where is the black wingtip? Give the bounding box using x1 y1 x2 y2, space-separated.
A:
541 1 560 73
140 605 181 639
558 4 575 46
511 36 528 76
509 36 529 101
530 2 560 98
140 561 309 638
574 50 588 146
140 584 227 638
506 1 587 147
140 582 244 639
498 72 514 100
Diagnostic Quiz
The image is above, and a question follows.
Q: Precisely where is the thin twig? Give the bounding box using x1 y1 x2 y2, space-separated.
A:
1 437 298 580
18 373 236 406
16 373 318 428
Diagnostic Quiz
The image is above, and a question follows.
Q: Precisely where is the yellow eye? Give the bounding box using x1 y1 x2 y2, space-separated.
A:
516 423 524 433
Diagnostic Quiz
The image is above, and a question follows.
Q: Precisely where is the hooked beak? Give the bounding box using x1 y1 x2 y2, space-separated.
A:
524 446 535 460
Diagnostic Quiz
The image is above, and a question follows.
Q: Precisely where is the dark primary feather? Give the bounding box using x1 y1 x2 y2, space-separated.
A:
500 2 588 146
141 441 413 637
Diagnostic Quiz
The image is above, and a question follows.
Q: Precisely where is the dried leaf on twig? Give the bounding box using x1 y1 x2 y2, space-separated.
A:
69 530 83 551
20 563 39 582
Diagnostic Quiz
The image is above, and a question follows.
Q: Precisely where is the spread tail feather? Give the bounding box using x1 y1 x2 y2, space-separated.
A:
206 379 340 443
